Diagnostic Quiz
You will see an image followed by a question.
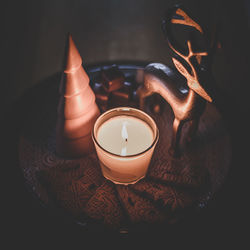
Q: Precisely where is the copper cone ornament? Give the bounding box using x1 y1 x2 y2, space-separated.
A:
56 34 100 158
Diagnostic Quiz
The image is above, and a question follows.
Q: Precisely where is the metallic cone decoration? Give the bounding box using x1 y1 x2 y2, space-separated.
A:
56 34 100 158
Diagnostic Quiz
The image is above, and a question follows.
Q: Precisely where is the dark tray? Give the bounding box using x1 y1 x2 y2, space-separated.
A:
3 62 234 241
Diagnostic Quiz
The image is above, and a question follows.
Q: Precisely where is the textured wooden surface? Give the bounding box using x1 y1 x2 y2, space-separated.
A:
18 64 231 232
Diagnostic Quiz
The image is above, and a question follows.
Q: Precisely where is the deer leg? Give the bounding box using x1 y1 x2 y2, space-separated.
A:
185 117 200 144
136 85 152 110
169 118 184 158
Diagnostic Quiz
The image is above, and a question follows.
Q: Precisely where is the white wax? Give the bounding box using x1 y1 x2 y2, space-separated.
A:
97 116 154 156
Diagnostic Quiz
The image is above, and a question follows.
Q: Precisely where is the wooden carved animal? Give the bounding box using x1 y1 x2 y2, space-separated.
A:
137 7 213 157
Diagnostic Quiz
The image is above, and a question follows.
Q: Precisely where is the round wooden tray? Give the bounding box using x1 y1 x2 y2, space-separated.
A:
17 63 231 234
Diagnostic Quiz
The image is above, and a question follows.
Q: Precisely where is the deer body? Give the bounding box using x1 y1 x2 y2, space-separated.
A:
142 64 206 119
137 6 214 157
137 63 207 156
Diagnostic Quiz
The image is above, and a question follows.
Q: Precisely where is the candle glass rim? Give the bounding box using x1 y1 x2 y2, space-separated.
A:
92 107 159 158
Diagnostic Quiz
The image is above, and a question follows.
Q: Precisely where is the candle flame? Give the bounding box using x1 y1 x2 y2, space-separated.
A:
121 122 128 141
121 146 127 156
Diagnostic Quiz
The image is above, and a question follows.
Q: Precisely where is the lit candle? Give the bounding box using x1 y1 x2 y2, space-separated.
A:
92 107 159 185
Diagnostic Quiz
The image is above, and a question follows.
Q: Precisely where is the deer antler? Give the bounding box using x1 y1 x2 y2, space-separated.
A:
171 41 212 102
170 40 208 84
171 8 203 34
168 7 208 63
163 7 212 102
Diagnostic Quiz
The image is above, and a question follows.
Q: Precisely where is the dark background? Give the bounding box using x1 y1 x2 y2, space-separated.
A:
1 0 250 247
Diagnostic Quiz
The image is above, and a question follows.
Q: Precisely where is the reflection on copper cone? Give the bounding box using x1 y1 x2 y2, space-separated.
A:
56 33 100 158
64 33 82 73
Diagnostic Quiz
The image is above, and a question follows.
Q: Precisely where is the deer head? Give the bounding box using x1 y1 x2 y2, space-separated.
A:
162 6 213 103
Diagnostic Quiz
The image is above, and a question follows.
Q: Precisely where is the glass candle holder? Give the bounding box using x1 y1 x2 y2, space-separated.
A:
92 107 159 185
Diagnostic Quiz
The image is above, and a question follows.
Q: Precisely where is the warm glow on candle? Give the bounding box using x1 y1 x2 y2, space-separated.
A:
97 116 153 156
121 122 128 142
92 107 159 185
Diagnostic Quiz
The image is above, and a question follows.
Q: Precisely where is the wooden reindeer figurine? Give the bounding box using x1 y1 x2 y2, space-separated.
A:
137 6 213 157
